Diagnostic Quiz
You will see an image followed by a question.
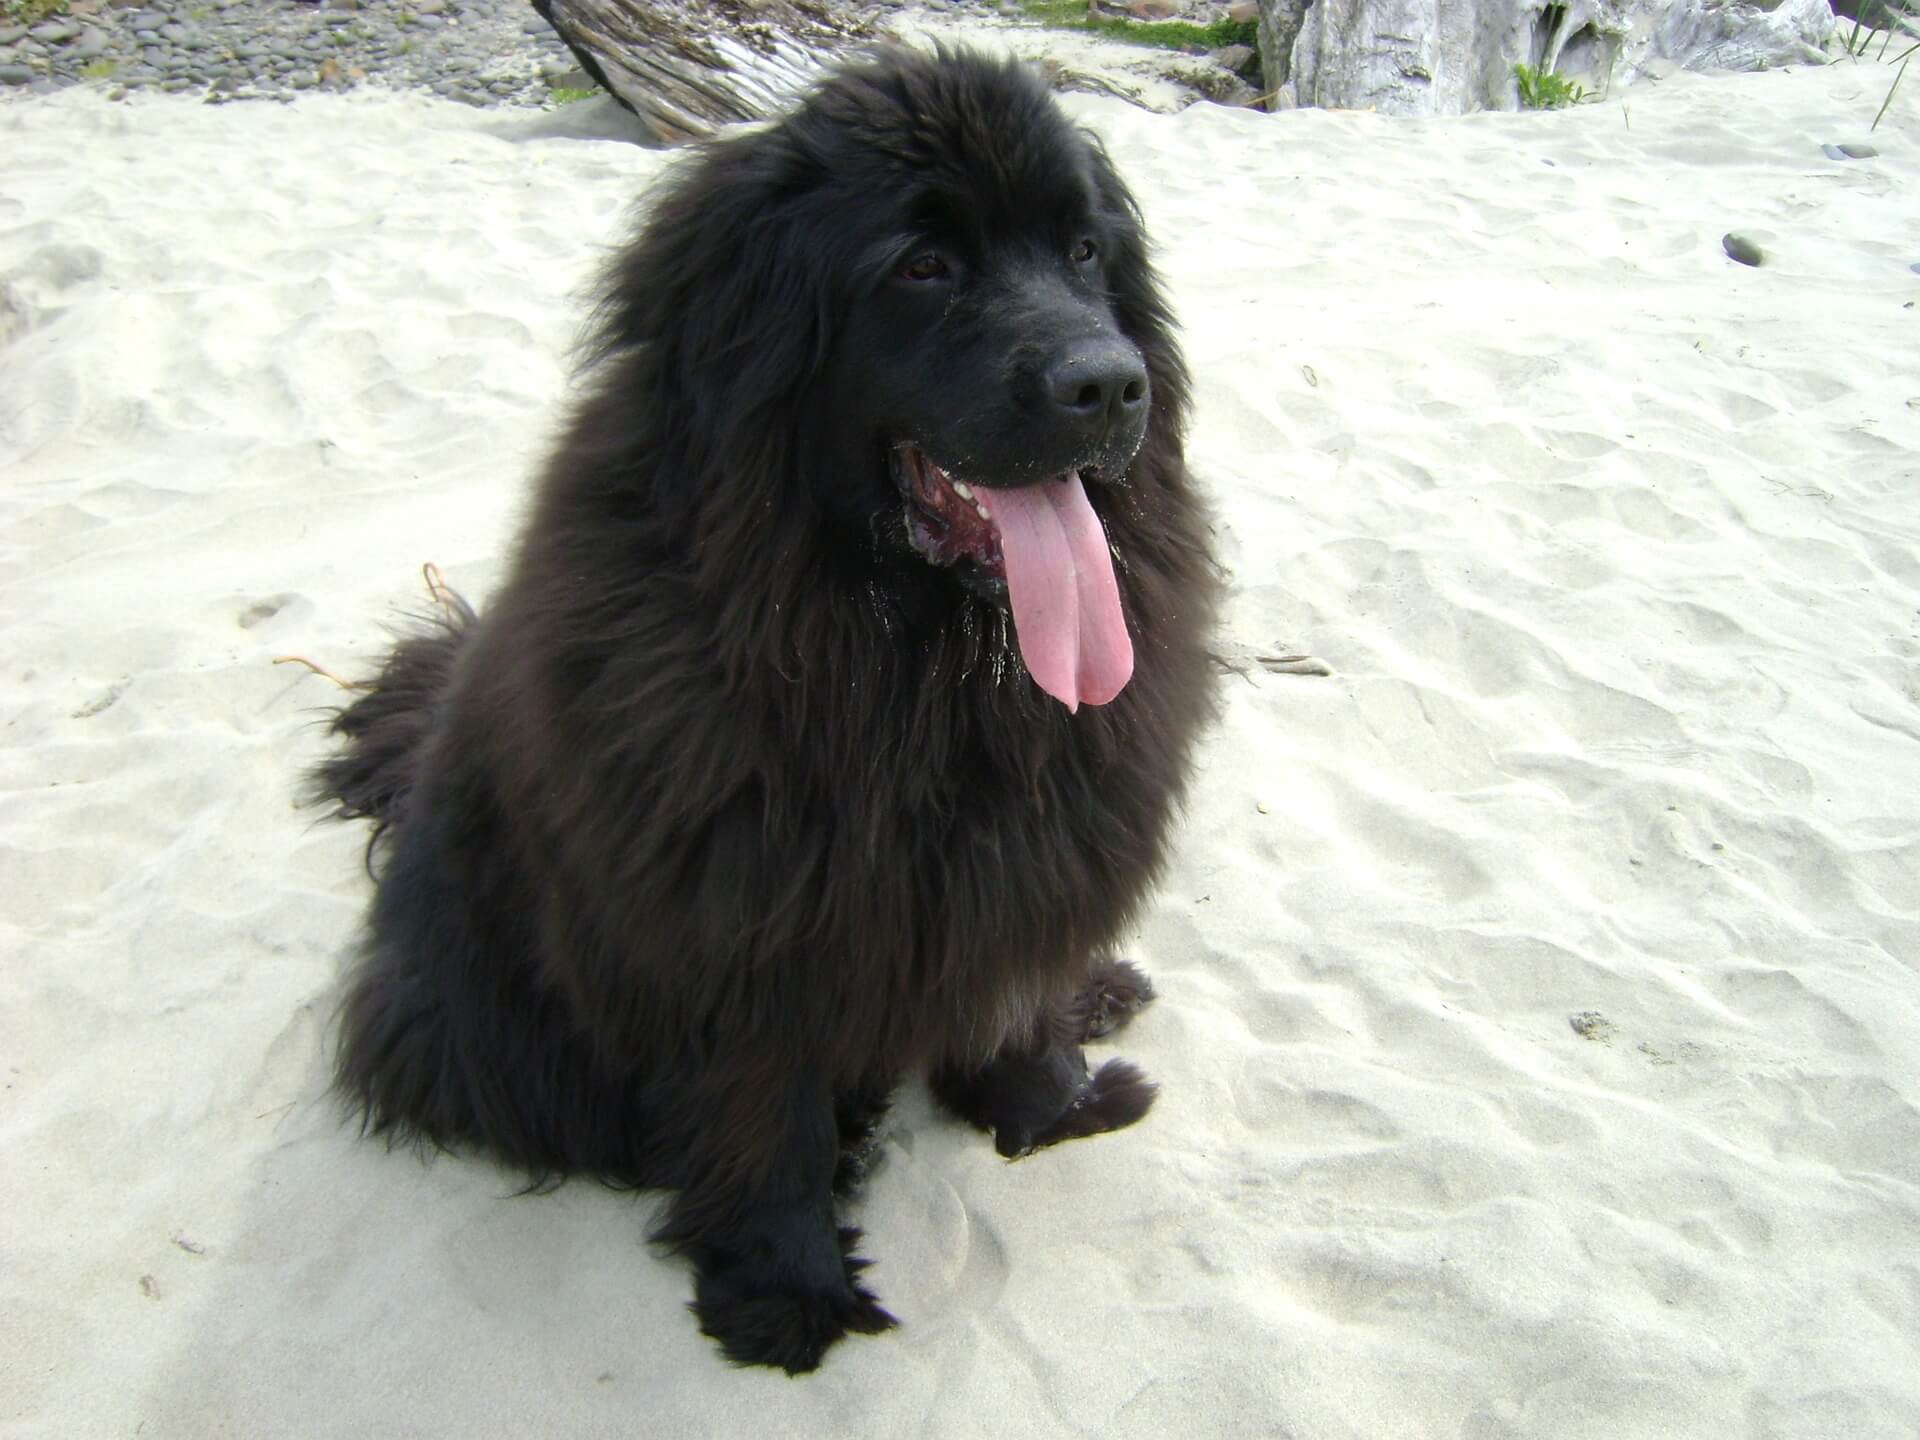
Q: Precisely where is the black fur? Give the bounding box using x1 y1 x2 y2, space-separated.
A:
310 46 1218 1373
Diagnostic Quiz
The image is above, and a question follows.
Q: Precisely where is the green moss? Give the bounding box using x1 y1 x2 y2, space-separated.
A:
1018 0 1256 53
81 56 116 77
549 85 597 104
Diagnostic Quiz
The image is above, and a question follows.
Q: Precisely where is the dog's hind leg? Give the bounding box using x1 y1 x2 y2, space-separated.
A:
930 1001 1158 1160
658 1078 897 1374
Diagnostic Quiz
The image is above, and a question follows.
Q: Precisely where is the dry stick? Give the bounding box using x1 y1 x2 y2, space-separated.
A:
420 560 458 616
272 654 371 691
275 560 455 690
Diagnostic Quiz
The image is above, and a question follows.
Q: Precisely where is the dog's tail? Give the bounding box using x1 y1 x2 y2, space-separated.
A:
305 567 476 863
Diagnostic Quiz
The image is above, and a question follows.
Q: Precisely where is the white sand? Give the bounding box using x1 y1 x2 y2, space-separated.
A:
4 58 1919 1438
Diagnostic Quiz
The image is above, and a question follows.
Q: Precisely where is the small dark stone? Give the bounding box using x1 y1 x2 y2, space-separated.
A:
1722 233 1764 268
27 19 78 42
0 62 33 84
1823 142 1879 159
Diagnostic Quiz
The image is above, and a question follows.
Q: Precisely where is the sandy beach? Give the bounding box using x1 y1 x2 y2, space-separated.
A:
3 51 1918 1438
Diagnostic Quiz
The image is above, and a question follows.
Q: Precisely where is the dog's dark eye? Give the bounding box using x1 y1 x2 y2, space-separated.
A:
898 252 950 283
1071 238 1099 264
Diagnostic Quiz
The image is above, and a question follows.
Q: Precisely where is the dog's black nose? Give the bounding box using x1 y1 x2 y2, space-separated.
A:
1044 343 1149 441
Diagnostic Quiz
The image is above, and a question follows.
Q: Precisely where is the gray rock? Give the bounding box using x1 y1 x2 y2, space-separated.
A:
28 19 79 42
1722 233 1764 267
0 62 34 84
156 22 189 42
0 24 27 44
1213 43 1255 73
287 67 316 87
125 10 168 28
160 72 192 89
69 26 111 58
1266 0 1837 115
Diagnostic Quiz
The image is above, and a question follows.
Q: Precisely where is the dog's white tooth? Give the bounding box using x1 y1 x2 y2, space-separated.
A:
974 502 991 521
952 480 974 500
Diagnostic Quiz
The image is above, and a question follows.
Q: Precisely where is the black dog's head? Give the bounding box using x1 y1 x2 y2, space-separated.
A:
585 46 1188 709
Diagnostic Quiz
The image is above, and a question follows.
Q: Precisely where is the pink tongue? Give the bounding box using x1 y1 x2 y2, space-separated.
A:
972 474 1134 712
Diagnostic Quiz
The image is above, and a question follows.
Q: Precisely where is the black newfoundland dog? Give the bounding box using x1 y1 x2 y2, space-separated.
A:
312 46 1217 1373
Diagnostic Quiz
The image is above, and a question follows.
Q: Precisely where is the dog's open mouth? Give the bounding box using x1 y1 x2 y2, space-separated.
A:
895 444 1007 581
892 443 1134 712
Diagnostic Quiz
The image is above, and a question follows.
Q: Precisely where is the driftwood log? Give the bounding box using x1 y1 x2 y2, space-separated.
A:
532 0 880 143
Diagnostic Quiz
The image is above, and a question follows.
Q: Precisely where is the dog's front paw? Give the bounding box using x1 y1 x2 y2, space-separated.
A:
992 1058 1159 1158
1069 957 1158 1041
690 1232 897 1374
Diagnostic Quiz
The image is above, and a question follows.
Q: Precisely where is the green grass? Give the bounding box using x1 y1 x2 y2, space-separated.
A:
1839 0 1918 132
80 56 115 77
1513 61 1585 109
1018 0 1256 53
1 0 67 24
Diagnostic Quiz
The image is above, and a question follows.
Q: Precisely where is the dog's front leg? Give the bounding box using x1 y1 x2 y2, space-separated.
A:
656 1075 896 1374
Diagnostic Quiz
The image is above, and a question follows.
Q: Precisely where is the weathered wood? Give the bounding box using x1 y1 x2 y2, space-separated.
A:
532 0 879 144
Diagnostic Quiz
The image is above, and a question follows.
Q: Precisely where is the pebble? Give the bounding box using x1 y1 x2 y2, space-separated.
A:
1821 142 1878 160
0 0 579 106
1722 233 1765 268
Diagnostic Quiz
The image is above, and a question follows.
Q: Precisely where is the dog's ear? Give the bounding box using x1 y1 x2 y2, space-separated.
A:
583 129 831 472
1083 136 1189 448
